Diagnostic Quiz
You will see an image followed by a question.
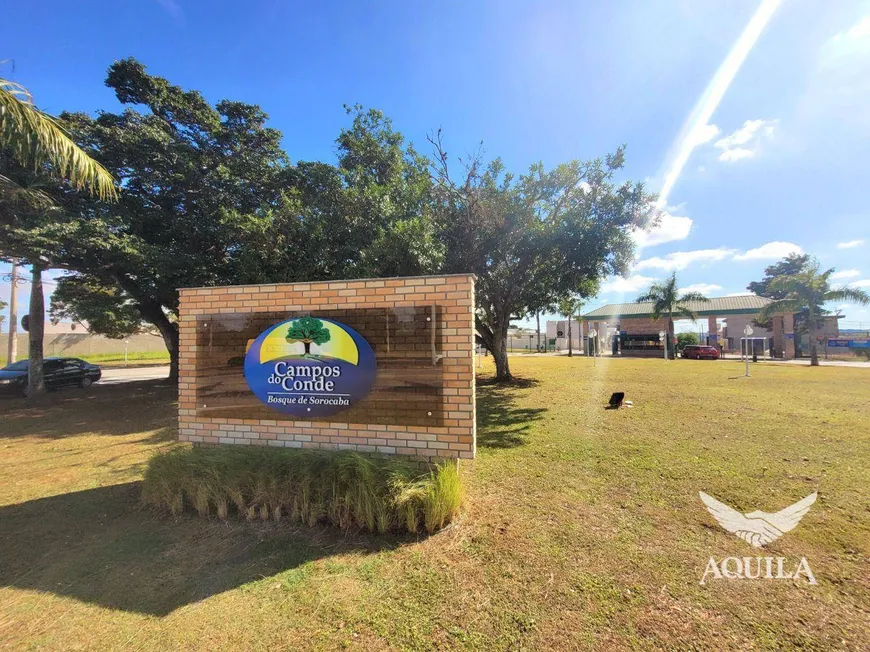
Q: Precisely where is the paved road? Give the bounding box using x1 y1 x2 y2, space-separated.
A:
762 358 870 369
98 365 171 385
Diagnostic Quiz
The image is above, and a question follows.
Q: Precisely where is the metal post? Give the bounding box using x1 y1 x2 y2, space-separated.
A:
589 329 597 367
659 330 667 361
6 261 19 364
124 340 129 367
743 325 753 377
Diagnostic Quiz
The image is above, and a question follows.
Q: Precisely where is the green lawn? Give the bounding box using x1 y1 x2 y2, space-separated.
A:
0 357 868 650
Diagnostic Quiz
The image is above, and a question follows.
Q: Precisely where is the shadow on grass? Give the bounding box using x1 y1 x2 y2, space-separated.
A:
0 379 176 441
0 482 404 616
476 377 545 449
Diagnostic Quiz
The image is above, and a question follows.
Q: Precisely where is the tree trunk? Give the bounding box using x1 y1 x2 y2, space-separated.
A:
27 264 46 399
303 341 311 355
808 307 819 366
477 315 512 381
491 332 511 380
161 323 179 382
567 315 573 356
668 316 676 359
536 311 541 352
142 305 178 383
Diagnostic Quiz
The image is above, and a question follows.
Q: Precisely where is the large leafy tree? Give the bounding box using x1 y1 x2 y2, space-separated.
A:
236 106 443 284
747 253 812 342
323 105 442 279
49 275 150 337
758 260 870 366
47 58 291 381
0 77 116 397
636 272 709 359
431 132 655 380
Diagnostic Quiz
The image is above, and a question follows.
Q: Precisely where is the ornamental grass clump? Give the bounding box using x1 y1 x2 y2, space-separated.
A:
142 447 463 534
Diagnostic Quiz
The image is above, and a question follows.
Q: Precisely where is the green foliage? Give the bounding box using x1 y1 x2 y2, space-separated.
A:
758 258 870 366
286 317 331 345
142 447 462 534
0 78 116 201
748 253 812 330
286 317 331 355
676 332 700 351
747 253 812 299
27 73 442 379
49 274 150 338
430 132 656 379
558 296 581 319
0 298 5 330
636 272 710 324
636 273 709 358
53 59 291 374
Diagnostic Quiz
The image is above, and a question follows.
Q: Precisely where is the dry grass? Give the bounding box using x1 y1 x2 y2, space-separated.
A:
0 358 868 650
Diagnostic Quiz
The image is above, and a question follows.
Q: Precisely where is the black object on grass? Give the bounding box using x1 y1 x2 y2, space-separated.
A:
606 392 625 409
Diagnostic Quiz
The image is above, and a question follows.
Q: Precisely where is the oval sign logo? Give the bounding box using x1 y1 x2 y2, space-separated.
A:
244 316 377 417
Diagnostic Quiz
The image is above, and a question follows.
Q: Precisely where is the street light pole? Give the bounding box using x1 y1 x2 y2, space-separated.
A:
6 261 19 364
589 328 597 367
743 324 753 377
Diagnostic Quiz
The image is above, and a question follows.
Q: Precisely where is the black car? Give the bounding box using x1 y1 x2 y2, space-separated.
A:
0 357 102 397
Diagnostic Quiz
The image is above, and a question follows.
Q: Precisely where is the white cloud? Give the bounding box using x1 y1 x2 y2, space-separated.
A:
635 247 737 271
733 241 803 261
836 304 851 311
717 147 755 162
831 268 861 279
691 123 721 146
600 274 658 295
821 15 870 64
633 210 693 248
725 292 752 297
678 283 723 295
714 119 778 162
848 278 870 288
837 239 865 249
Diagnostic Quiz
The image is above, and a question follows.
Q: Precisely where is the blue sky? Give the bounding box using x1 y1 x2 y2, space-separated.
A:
2 0 870 332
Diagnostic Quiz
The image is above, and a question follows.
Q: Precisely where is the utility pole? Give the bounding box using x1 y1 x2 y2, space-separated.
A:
6 260 19 364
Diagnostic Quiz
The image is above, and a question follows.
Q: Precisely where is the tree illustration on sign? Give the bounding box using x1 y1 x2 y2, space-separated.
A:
286 317 331 356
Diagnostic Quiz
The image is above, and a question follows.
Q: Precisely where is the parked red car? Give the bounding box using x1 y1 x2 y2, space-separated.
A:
681 345 720 360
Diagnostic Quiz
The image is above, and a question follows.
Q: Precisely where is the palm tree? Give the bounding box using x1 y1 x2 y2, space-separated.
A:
758 262 870 366
1 79 116 202
557 296 582 357
1 77 117 397
636 273 709 359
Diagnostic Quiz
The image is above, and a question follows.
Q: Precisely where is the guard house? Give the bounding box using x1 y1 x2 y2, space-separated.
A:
578 295 840 359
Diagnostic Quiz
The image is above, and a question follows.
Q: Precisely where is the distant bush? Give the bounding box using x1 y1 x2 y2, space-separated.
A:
142 447 463 534
676 332 700 351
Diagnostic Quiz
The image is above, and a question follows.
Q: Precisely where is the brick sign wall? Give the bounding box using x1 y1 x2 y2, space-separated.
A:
177 274 476 461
